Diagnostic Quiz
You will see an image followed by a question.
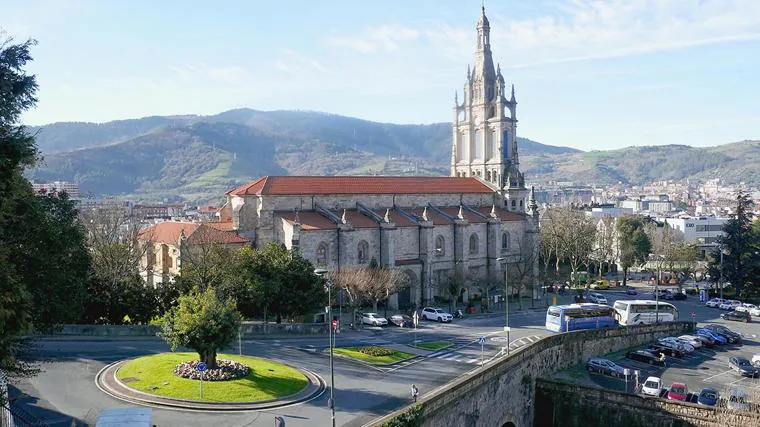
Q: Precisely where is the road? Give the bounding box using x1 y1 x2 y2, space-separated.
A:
9 286 723 427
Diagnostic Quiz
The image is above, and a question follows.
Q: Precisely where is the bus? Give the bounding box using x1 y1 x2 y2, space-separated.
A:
613 300 679 326
545 303 618 332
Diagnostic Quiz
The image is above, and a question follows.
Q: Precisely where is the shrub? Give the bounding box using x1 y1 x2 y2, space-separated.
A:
359 346 394 357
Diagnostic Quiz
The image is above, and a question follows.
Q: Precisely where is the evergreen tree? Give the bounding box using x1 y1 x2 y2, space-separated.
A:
709 191 759 297
616 216 651 287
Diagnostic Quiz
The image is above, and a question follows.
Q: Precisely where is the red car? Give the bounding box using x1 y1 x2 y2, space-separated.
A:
667 382 688 401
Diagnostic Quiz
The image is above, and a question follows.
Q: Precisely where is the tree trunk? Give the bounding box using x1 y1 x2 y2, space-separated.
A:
200 349 218 369
622 267 628 287
372 300 378 313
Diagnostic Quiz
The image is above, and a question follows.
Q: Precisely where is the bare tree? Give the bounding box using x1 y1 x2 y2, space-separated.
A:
645 221 680 286
593 216 617 278
365 267 409 314
548 208 596 286
329 267 372 327
507 234 539 309
438 268 468 314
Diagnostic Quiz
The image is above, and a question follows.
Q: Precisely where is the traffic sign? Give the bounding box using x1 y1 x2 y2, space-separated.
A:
197 362 207 372
274 416 286 427
331 319 338 330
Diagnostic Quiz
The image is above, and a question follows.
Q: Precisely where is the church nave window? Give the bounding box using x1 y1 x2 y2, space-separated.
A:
435 235 445 256
357 240 369 264
316 242 329 266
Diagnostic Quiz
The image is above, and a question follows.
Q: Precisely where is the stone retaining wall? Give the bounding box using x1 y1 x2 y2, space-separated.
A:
49 321 328 337
535 377 760 427
369 322 694 427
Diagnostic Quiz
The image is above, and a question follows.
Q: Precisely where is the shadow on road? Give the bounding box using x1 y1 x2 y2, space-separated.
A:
7 384 88 427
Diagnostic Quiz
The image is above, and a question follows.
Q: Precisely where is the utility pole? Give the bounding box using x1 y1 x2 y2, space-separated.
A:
719 249 724 300
497 257 510 353
315 268 336 427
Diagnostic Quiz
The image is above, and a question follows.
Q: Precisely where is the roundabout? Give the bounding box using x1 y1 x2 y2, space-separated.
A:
96 352 326 411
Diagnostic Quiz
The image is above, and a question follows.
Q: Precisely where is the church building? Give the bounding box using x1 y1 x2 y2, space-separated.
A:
218 7 540 310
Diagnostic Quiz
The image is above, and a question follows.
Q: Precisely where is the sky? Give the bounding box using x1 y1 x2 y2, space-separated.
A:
3 0 760 151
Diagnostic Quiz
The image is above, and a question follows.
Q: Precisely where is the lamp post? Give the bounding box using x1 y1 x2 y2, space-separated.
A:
719 249 724 300
496 256 510 354
314 268 336 427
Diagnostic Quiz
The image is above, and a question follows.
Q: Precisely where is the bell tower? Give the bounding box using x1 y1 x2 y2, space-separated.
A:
451 6 527 212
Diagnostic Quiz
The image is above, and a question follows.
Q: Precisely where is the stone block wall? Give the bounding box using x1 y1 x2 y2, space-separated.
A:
535 378 760 427
48 321 328 337
368 322 695 427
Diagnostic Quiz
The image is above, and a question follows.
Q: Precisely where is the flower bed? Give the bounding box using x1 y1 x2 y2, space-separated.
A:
173 359 249 381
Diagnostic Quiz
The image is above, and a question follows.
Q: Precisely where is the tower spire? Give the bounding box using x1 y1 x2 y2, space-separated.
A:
510 83 516 102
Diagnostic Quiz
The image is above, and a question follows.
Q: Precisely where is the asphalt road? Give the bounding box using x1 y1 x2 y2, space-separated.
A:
10 306 550 427
10 286 727 427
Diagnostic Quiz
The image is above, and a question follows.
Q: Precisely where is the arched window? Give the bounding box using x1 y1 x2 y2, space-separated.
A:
316 242 328 266
501 233 509 251
520 200 524 208
511 200 516 208
469 234 479 255
357 240 369 264
435 235 445 256
486 171 491 182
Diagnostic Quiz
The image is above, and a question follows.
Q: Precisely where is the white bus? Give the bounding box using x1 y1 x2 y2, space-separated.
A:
613 300 679 326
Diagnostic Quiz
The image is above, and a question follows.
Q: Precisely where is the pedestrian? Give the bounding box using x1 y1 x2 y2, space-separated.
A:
411 384 419 402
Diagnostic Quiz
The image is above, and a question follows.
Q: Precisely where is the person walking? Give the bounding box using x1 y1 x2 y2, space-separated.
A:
411 384 419 402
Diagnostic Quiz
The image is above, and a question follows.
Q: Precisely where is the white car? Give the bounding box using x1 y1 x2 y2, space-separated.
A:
736 303 757 313
587 292 607 304
641 376 662 397
751 307 760 317
361 312 388 326
751 354 760 368
677 335 703 349
719 300 741 310
659 337 694 353
421 307 453 323
706 298 726 308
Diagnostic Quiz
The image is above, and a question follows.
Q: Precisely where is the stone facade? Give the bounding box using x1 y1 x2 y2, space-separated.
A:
219 7 540 311
368 322 695 427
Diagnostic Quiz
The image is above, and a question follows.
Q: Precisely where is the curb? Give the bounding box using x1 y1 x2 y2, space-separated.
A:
95 357 326 412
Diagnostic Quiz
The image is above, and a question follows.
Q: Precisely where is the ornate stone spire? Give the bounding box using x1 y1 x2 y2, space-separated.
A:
384 208 391 223
422 206 429 221
341 209 347 224
490 204 498 218
511 83 516 102
294 208 301 225
457 205 465 220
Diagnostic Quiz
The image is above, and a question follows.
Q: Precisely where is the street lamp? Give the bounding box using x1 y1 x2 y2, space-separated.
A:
496 256 510 354
314 268 336 427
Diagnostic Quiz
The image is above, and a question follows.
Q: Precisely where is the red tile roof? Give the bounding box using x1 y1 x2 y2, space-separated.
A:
139 221 248 245
439 207 488 223
372 209 417 227
338 210 378 228
473 207 525 222
226 176 494 196
278 211 337 231
406 207 453 225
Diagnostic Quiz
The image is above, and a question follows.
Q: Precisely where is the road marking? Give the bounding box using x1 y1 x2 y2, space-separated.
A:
703 370 734 381
729 377 747 386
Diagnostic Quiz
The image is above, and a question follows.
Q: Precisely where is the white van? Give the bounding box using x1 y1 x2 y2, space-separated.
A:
641 376 661 397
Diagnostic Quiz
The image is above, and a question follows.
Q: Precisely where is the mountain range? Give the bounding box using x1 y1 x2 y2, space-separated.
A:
27 108 759 203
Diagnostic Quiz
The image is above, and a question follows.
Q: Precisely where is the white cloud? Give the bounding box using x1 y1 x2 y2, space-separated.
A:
421 0 760 68
273 49 337 76
326 25 420 54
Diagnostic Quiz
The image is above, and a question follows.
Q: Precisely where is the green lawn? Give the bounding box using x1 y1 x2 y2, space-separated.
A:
333 347 415 365
116 352 307 402
411 341 451 351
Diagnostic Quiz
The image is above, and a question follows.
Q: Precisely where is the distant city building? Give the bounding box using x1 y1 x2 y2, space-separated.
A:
132 204 184 220
661 216 728 248
586 206 634 219
32 181 80 198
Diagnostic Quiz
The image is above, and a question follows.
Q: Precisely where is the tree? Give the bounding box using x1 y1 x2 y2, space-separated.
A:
510 234 539 309
159 287 241 369
439 268 467 313
709 191 760 297
1 38 91 391
617 216 652 287
644 221 680 286
593 216 617 278
547 208 596 286
330 267 371 326
364 267 408 313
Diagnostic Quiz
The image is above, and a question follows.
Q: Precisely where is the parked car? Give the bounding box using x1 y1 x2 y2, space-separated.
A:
735 303 757 313
727 388 750 411
705 298 726 308
690 333 715 347
652 289 669 299
702 324 742 344
696 328 728 345
658 337 694 353
697 387 718 406
389 314 414 327
667 382 689 401
729 357 759 377
671 292 686 300
641 376 662 397
626 350 665 366
586 292 607 304
625 287 638 295
750 306 760 317
646 343 684 358
590 280 610 290
420 307 453 323
719 300 741 310
361 312 388 326
586 358 627 378
676 335 703 349
721 310 751 323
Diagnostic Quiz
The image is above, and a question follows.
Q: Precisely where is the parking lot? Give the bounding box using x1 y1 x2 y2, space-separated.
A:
584 317 760 403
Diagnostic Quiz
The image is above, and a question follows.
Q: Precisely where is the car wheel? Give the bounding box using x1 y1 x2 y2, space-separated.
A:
438 317 443 323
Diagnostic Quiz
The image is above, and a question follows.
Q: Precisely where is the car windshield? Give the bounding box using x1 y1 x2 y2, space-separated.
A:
671 386 686 394
366 313 378 317
702 391 717 399
435 309 445 313
645 381 658 388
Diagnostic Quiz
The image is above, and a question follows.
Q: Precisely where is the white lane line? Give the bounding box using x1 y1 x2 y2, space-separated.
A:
729 377 747 386
467 358 479 364
703 370 734 381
